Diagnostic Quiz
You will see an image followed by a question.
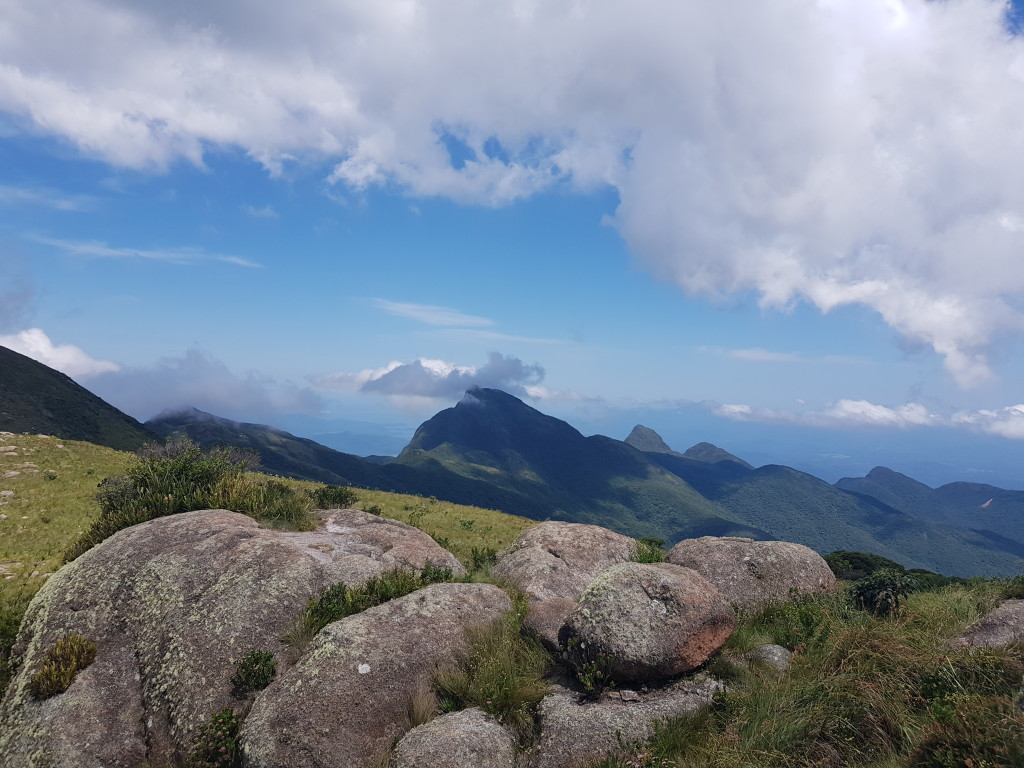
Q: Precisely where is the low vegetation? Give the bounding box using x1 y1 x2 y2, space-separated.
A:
283 564 455 652
231 650 276 694
593 585 1023 768
27 631 97 699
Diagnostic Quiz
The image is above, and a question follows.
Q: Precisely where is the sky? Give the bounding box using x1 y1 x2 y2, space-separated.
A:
3 0 1024 488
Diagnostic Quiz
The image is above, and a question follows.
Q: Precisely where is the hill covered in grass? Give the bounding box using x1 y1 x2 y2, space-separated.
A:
0 345 156 452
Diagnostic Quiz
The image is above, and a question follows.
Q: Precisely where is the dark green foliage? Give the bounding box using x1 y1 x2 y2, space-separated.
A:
851 568 914 616
218 477 313 529
285 564 454 648
470 546 498 571
825 550 906 580
434 600 551 743
27 631 97 699
364 504 383 516
997 574 1024 599
307 484 359 509
632 537 666 563
189 707 240 768
230 650 276 693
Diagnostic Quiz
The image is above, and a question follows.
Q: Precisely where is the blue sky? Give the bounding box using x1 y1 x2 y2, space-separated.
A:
3 0 1024 488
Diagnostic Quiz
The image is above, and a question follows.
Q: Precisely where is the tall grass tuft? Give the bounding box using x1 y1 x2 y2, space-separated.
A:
434 593 551 744
27 631 97 699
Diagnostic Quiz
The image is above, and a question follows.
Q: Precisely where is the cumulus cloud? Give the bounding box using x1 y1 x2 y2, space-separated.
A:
372 299 493 327
5 1 1024 384
86 349 323 421
311 352 544 399
0 328 119 378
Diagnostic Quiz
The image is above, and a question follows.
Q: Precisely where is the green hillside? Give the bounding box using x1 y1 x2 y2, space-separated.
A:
0 345 156 451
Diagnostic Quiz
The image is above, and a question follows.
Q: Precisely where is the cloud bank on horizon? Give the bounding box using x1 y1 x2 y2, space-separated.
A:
3 0 1024 390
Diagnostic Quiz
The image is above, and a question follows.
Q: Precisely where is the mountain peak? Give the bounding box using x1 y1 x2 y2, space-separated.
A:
682 442 754 469
624 425 680 455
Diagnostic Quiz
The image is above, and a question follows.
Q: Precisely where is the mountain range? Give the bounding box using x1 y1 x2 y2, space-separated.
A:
2 344 1022 577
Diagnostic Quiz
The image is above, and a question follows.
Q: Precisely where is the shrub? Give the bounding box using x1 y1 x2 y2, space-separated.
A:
230 650 276 693
307 484 359 509
364 504 383 516
562 635 616 698
631 537 665 564
189 707 240 768
215 477 314 530
852 568 914 616
27 631 97 699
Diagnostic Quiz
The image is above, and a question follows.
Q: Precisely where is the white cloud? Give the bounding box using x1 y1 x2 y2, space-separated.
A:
372 299 493 327
0 185 90 211
242 204 278 219
0 328 119 378
712 396 1024 439
87 349 323 421
310 352 544 399
34 236 261 268
5 1 1024 384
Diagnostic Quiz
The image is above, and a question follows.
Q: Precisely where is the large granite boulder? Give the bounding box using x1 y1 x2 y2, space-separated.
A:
491 522 637 602
241 582 511 767
666 537 835 610
0 508 463 768
950 599 1024 648
528 678 720 768
560 562 735 683
391 708 516 768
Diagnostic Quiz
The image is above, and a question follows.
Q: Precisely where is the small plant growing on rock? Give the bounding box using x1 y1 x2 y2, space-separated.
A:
230 650 276 693
28 631 97 699
563 636 616 698
189 707 240 768
307 484 359 509
631 537 665 563
851 568 913 616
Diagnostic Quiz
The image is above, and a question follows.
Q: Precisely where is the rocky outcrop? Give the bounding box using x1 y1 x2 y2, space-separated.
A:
666 537 835 610
528 678 721 768
491 521 637 602
241 582 511 768
391 708 516 768
0 508 463 768
560 563 735 682
950 599 1024 649
523 597 578 652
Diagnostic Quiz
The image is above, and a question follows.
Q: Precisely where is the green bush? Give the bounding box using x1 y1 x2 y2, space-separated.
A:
189 707 240 768
27 631 97 699
307 484 359 509
852 568 914 616
65 440 315 562
230 650 276 693
631 537 665 564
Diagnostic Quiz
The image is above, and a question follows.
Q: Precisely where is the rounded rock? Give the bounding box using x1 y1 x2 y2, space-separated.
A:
392 708 515 768
666 537 835 610
561 562 735 683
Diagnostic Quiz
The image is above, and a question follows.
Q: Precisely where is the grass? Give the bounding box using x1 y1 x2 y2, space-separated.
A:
591 584 1024 768
27 630 97 699
434 591 552 744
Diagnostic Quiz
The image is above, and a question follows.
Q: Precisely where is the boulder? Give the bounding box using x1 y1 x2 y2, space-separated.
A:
0 508 463 768
391 708 516 768
528 677 720 768
523 598 577 652
491 522 637 602
666 537 835 610
241 582 511 768
742 643 793 675
950 599 1024 649
560 562 735 683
